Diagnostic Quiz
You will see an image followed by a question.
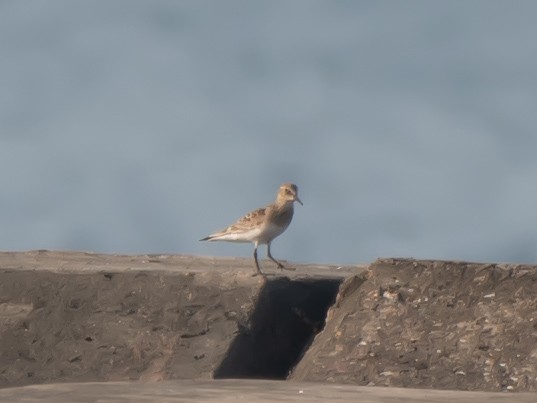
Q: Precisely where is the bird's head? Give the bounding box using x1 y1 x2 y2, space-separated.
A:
277 183 303 206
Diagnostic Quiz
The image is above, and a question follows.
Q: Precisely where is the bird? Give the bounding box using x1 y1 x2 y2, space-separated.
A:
200 183 303 276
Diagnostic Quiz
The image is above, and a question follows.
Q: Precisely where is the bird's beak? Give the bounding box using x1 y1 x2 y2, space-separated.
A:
295 196 303 206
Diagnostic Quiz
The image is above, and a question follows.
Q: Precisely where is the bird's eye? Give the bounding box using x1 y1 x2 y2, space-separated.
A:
285 189 292 195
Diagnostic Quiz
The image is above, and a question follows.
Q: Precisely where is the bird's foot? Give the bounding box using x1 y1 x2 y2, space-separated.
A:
278 264 296 271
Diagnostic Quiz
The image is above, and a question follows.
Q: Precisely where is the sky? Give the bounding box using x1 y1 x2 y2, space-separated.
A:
2 0 537 265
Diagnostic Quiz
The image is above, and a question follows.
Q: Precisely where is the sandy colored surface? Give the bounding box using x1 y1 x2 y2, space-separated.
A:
0 379 534 403
0 250 360 277
1 251 537 400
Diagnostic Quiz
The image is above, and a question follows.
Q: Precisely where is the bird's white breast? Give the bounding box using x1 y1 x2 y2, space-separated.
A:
256 222 289 244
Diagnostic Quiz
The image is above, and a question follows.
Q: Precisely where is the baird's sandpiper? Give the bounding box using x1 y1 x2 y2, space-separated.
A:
200 183 302 276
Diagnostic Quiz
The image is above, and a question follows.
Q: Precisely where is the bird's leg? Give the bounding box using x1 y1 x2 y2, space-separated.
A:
253 243 265 277
267 243 296 271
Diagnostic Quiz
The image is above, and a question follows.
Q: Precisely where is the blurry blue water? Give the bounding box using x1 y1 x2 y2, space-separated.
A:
2 0 537 264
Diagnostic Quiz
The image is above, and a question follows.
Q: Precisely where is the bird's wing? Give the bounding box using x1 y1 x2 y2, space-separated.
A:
223 206 267 234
